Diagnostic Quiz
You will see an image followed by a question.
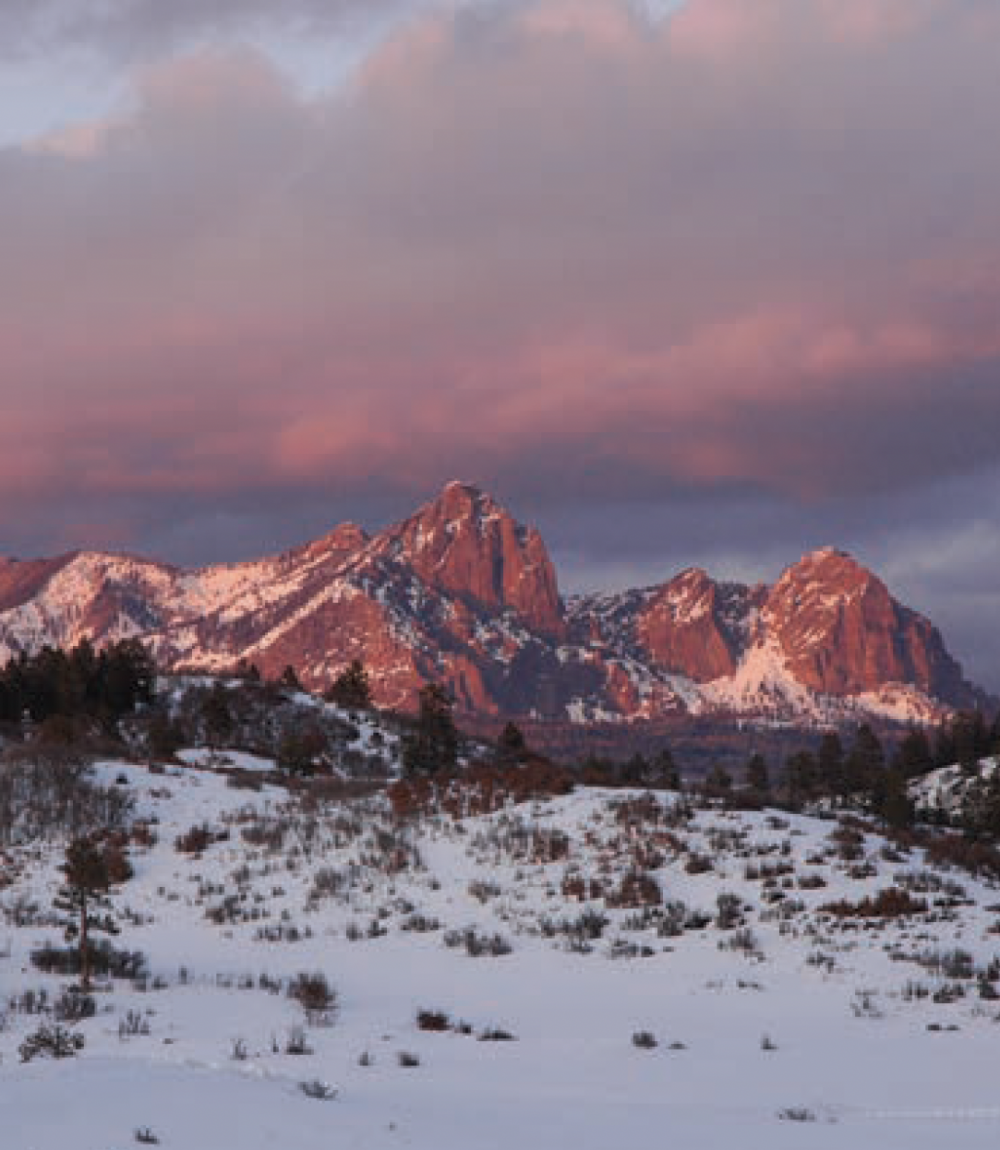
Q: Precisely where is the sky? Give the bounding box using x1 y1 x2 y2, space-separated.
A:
1 0 999 689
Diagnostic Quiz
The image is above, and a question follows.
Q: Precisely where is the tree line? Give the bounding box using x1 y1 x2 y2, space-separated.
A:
0 639 155 735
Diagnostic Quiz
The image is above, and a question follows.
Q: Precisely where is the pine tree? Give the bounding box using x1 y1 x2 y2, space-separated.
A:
146 708 182 761
276 727 328 776
279 665 303 693
327 660 373 710
782 750 818 808
872 767 913 830
402 683 458 776
201 683 234 749
619 753 652 786
933 719 957 769
54 837 119 992
234 658 262 683
744 753 770 795
650 747 681 790
497 721 528 766
817 732 845 798
98 639 155 726
704 763 733 795
844 724 884 801
892 728 933 780
952 711 990 773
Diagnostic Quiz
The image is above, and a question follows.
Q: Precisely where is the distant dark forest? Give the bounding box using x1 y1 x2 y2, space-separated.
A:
0 640 154 736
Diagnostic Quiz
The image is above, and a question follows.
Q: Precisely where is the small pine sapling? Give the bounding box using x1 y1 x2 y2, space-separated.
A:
54 835 120 991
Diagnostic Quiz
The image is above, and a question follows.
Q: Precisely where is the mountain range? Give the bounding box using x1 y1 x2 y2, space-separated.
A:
0 481 988 730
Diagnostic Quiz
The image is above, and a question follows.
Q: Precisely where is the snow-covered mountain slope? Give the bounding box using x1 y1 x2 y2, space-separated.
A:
4 759 1000 1148
0 483 987 729
910 757 1000 819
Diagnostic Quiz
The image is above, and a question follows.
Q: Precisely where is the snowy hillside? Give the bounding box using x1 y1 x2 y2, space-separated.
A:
910 758 1000 819
5 757 1000 1148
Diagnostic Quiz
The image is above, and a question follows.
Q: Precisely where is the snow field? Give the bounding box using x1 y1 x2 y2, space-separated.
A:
3 760 1000 1148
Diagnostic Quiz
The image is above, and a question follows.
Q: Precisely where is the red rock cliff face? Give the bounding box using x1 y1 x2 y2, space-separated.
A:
634 569 740 682
374 481 565 639
764 548 966 698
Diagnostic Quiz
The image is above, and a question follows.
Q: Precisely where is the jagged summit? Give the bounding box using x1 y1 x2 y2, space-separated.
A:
0 486 986 727
799 544 853 562
373 481 564 639
404 481 521 539
775 546 870 587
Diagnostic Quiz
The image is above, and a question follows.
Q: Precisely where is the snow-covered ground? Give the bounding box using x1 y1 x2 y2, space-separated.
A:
4 759 1000 1148
911 758 999 818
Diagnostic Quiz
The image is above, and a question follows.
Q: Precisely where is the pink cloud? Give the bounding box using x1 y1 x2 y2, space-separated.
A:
2 0 1000 539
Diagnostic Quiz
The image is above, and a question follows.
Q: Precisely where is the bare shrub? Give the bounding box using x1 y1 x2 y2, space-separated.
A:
288 972 337 1025
19 1023 84 1062
53 988 96 1023
820 888 928 919
777 1108 816 1122
285 1025 314 1055
416 1009 451 1032
299 1079 337 1101
442 927 513 957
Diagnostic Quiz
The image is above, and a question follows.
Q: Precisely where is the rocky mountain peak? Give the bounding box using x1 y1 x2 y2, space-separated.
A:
763 547 966 701
435 479 501 519
0 492 986 730
374 481 565 638
775 547 871 591
634 567 742 683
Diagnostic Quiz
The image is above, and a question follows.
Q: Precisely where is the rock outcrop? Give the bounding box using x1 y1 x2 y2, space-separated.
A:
763 548 968 701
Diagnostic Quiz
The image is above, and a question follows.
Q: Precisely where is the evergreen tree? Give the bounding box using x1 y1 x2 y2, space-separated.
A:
234 658 262 683
872 767 913 830
54 837 119 992
704 763 732 795
278 665 303 693
844 724 884 799
327 660 373 710
619 753 652 786
817 732 845 798
933 719 957 769
952 711 990 773
201 683 234 749
782 750 818 808
402 683 458 776
276 727 327 776
744 753 770 795
146 708 182 761
497 721 528 766
0 638 154 733
650 747 681 790
892 728 933 780
98 639 155 724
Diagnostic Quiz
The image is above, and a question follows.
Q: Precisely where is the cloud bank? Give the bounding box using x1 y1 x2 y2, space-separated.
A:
2 0 998 681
